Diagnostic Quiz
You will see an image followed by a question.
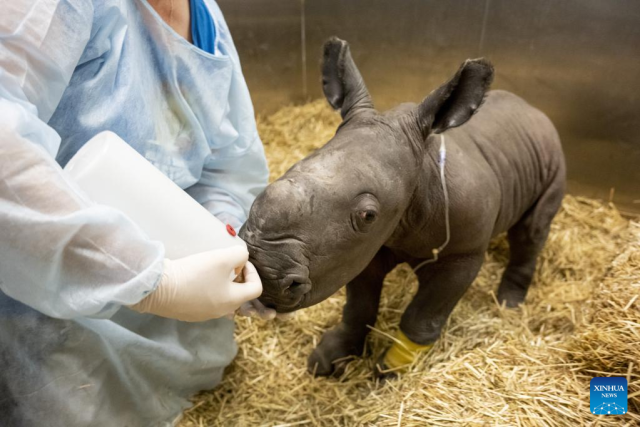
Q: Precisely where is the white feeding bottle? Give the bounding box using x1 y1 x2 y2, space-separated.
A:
64 131 246 259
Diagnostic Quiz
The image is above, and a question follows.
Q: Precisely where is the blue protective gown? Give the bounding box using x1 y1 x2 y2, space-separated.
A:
0 0 269 425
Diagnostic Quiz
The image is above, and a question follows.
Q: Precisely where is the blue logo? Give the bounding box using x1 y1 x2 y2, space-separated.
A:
590 377 627 415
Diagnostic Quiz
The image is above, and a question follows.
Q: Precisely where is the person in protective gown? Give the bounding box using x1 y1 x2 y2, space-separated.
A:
0 0 273 425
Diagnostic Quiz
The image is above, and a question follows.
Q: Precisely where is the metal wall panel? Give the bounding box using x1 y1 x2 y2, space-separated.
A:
218 0 640 213
218 0 305 112
303 0 487 109
478 0 640 214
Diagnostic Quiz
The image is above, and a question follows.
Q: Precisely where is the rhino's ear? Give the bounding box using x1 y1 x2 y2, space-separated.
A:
417 59 494 136
322 37 374 120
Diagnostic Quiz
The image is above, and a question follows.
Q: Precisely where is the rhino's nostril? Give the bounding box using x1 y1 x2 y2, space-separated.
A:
287 281 311 297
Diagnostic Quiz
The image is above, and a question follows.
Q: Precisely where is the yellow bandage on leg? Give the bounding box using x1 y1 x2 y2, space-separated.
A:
382 330 434 372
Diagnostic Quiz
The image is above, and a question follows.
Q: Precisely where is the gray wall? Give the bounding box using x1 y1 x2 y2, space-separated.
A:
219 0 640 214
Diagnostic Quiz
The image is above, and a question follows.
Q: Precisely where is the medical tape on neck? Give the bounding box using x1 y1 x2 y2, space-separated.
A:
412 134 450 273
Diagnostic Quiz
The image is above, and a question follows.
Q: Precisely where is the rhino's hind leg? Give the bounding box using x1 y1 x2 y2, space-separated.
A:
497 177 564 307
308 248 398 377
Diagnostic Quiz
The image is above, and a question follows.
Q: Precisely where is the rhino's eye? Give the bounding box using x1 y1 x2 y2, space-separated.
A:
352 193 380 233
359 209 377 223
352 207 378 232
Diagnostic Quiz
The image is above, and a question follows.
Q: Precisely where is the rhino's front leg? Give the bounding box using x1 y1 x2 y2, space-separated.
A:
308 248 398 377
379 252 485 374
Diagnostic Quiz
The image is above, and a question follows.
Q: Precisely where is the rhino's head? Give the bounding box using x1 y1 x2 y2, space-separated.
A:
240 37 493 312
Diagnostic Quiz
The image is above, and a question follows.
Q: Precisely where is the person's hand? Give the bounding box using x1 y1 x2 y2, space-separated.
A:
129 246 262 321
236 298 296 321
237 298 277 320
231 268 295 320
232 265 276 320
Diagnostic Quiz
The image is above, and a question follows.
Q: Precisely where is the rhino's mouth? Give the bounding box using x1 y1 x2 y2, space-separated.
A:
257 277 313 313
240 223 315 312
260 296 304 313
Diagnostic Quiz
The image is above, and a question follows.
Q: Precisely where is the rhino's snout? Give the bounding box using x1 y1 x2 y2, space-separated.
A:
256 265 313 313
260 277 312 313
240 224 312 313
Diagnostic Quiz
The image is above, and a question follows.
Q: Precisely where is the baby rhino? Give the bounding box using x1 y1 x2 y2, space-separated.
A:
240 37 565 376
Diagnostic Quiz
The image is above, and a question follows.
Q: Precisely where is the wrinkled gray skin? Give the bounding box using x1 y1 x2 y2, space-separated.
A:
240 37 565 377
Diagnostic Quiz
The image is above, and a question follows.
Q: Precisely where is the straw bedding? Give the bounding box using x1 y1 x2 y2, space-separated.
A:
181 101 639 426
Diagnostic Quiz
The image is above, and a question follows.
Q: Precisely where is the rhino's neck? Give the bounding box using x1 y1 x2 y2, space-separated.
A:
383 138 444 254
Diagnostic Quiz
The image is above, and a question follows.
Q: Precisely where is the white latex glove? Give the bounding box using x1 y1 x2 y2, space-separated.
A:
236 298 296 320
237 298 277 320
233 267 277 320
129 246 262 321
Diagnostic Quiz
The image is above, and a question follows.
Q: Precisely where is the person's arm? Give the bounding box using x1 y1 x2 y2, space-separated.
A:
186 138 269 229
185 0 269 228
0 0 164 319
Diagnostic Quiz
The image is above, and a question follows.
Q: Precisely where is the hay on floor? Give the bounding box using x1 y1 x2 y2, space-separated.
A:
181 101 639 426
570 221 640 413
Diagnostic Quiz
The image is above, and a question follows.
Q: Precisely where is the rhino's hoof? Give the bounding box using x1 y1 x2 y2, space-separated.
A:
496 286 527 308
307 326 364 377
373 360 392 380
372 353 399 382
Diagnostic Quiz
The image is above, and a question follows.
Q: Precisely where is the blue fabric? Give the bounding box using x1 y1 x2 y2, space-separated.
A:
0 0 269 425
190 0 217 54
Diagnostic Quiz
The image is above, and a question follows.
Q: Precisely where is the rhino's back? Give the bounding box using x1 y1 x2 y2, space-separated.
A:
446 90 565 235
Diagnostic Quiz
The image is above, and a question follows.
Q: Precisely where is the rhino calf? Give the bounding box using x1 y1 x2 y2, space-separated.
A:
240 37 565 376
